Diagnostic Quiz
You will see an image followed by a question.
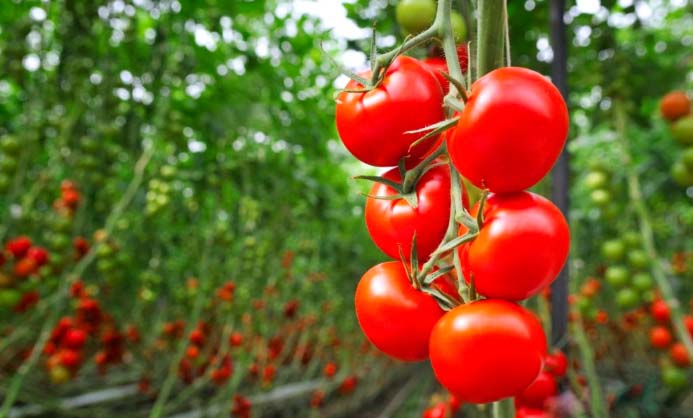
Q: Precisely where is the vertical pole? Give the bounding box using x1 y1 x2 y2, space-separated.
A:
549 0 569 348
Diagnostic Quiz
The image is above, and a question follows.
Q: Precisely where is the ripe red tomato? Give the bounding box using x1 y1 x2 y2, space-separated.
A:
684 315 693 339
650 300 671 323
365 164 467 261
429 299 547 403
448 67 568 192
515 371 557 409
336 56 444 167
422 45 470 94
27 246 49 266
422 402 447 418
355 261 446 362
458 192 569 300
669 343 691 368
6 236 32 258
515 407 551 418
649 326 672 350
544 350 568 377
63 329 87 349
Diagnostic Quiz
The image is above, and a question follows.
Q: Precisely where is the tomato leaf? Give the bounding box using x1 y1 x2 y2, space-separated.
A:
353 175 403 192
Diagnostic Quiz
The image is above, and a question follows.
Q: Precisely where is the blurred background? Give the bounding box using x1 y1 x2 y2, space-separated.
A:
0 0 691 417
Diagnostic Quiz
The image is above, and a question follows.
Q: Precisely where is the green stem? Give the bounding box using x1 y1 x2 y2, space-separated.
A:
572 316 610 418
491 398 515 418
613 101 693 364
402 142 447 193
476 0 506 77
438 0 466 104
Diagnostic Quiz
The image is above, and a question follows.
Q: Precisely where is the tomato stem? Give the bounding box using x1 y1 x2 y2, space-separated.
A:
491 398 515 418
476 0 507 77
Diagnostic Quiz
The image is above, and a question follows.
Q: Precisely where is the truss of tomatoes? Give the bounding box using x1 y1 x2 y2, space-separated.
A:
335 54 570 404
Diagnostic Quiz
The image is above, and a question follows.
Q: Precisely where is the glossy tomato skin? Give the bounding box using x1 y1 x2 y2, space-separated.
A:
336 56 444 167
515 408 551 418
448 67 568 192
365 164 467 261
515 371 558 409
458 192 569 301
429 299 547 403
422 45 469 95
355 261 446 362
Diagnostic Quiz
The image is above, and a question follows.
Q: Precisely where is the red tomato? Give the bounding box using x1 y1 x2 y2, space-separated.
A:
669 343 691 368
13 257 38 278
422 45 470 95
422 402 447 418
684 315 693 339
59 349 83 369
448 67 568 192
27 246 49 266
6 236 32 258
355 261 446 361
429 299 547 403
544 350 568 377
515 407 551 418
650 300 671 323
63 329 87 349
335 56 444 167
515 371 557 409
365 164 467 261
649 326 672 350
458 192 569 300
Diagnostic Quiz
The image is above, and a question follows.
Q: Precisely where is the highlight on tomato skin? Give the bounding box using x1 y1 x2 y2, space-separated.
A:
428 299 548 404
335 55 445 167
448 66 569 193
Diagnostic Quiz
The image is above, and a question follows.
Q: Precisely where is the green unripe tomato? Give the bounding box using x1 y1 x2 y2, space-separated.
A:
576 297 593 315
1 135 20 155
0 288 22 309
616 287 639 309
584 170 608 190
683 147 693 171
51 215 73 233
160 165 177 179
671 115 693 146
662 366 688 391
396 0 436 35
627 249 649 269
605 265 629 288
622 231 641 248
671 161 693 187
642 290 656 303
601 239 625 261
632 272 653 292
97 258 115 272
590 189 611 206
50 234 70 251
450 12 466 43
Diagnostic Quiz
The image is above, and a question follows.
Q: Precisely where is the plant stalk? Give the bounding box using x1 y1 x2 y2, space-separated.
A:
613 100 693 364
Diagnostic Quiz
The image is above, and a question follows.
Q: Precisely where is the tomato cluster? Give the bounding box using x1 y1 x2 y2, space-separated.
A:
659 90 693 186
335 28 570 403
